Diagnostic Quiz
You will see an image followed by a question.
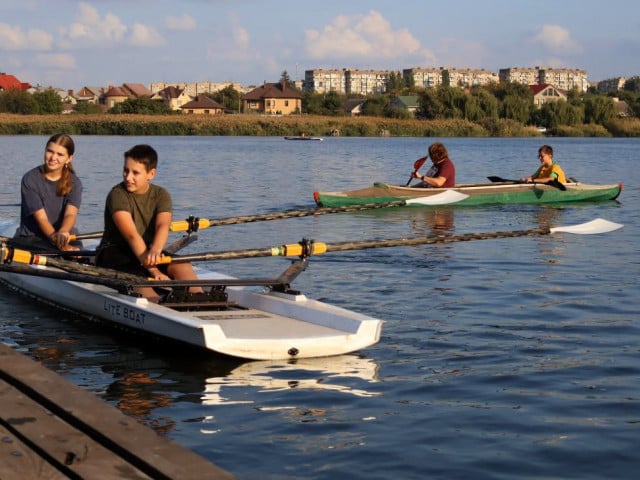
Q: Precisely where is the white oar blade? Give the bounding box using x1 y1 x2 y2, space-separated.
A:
406 190 469 206
550 218 624 235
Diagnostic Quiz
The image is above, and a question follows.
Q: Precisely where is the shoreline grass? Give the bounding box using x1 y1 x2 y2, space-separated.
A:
0 113 638 137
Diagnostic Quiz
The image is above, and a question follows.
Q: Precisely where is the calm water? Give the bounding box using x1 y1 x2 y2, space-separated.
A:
0 135 638 480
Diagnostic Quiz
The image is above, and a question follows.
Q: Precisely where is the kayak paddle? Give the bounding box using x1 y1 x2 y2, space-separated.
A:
487 176 567 191
405 156 427 186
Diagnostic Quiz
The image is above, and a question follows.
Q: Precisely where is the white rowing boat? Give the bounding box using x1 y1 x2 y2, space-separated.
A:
0 222 383 361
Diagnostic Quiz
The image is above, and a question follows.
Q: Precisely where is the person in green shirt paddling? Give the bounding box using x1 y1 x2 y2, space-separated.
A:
96 144 203 299
521 145 567 184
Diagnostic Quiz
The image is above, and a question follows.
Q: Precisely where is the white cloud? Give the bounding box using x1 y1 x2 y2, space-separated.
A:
129 24 165 47
57 2 164 49
304 10 435 65
530 24 582 55
0 22 53 51
165 14 196 31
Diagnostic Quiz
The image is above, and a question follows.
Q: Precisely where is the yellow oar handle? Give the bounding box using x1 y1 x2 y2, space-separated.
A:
0 246 49 266
170 218 211 232
271 242 327 257
151 241 329 264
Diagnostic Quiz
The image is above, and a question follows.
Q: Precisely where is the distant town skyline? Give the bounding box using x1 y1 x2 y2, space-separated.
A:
1 1 638 91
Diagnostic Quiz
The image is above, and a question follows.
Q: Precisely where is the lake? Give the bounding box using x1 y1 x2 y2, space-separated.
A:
1 135 638 480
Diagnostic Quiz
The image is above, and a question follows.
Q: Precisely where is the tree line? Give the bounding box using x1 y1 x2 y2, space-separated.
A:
1 71 639 134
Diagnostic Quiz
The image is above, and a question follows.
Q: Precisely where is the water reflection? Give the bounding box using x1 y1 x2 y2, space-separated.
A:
409 208 455 235
201 354 381 406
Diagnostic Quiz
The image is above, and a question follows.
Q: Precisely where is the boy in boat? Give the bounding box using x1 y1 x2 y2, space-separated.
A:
521 145 567 184
96 144 203 299
13 133 82 252
411 142 456 188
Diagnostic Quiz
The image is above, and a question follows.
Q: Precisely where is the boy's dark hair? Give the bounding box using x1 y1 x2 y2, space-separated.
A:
124 144 158 171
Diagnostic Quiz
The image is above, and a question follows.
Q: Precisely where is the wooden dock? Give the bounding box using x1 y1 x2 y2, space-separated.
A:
0 343 235 479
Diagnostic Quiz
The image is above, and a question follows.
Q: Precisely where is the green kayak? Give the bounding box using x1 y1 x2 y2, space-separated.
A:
313 181 623 208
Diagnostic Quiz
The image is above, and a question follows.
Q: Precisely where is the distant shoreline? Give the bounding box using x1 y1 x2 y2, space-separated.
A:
0 113 637 137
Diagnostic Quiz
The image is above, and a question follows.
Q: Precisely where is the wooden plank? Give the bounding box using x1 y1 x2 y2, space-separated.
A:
0 423 67 480
0 379 152 479
0 344 235 480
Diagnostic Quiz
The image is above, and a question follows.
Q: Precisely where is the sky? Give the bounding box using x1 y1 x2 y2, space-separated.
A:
1 0 639 91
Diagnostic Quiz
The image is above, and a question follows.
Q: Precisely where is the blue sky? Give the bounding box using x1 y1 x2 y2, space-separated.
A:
1 0 638 91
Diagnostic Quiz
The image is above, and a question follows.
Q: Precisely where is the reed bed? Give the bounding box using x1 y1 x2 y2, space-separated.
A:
0 113 637 137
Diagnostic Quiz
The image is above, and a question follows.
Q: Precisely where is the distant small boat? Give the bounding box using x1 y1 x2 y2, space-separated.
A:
284 136 323 141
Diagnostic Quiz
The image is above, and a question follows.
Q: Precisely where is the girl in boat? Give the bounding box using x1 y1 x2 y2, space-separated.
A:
412 142 456 188
95 144 203 299
13 133 82 251
521 145 567 184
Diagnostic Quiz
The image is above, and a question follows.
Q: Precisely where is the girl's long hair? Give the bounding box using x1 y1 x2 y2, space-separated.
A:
43 133 76 196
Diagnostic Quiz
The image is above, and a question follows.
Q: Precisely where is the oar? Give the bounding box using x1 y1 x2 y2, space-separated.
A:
0 244 144 283
487 176 567 191
169 190 469 232
69 230 104 241
154 218 623 263
405 156 427 186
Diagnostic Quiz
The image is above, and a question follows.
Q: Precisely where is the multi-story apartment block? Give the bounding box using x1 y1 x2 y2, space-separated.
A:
304 69 346 94
499 67 540 86
148 81 244 96
403 67 498 89
403 67 443 88
447 68 499 87
538 68 588 92
345 69 389 95
500 67 589 92
596 77 626 93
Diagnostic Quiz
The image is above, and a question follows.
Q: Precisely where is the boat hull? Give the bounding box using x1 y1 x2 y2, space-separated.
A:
314 182 622 208
0 226 382 361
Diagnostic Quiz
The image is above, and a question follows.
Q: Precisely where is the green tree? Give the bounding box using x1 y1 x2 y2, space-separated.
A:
416 88 445 119
441 69 450 87
109 97 174 114
210 85 242 113
0 89 37 114
301 91 323 115
583 95 616 124
384 71 404 93
73 102 104 114
538 100 583 128
471 88 499 118
321 91 345 116
280 70 296 88
32 89 63 114
361 96 387 116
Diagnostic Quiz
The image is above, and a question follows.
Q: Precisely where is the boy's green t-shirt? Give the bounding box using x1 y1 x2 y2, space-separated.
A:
100 182 172 249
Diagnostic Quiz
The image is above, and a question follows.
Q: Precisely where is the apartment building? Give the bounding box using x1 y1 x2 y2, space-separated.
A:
345 69 389 95
499 67 540 86
538 68 588 92
402 67 443 88
304 68 390 95
304 69 346 94
597 77 626 93
500 67 589 92
149 81 244 96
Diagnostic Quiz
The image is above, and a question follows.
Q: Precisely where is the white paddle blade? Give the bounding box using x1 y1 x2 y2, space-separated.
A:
550 218 624 235
406 190 469 206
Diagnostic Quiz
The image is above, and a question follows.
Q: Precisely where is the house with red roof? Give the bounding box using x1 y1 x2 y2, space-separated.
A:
529 83 567 107
242 81 302 115
0 73 31 91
